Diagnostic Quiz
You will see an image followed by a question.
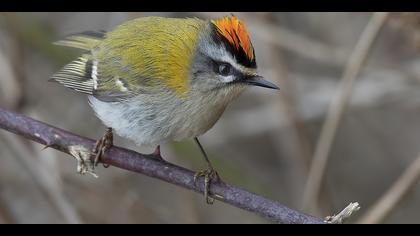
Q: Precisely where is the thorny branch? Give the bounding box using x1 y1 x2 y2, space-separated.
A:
0 107 325 224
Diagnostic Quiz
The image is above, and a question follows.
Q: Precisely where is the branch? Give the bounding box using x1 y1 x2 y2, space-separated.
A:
302 12 389 214
0 107 324 224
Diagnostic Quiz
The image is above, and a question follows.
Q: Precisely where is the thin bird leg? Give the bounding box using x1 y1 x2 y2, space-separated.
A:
193 137 220 204
92 127 113 168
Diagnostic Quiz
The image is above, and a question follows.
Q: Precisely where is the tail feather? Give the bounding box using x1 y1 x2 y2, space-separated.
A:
51 30 105 94
50 55 95 95
54 30 106 51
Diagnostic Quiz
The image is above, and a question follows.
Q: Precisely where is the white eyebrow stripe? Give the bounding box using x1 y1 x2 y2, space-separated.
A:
220 54 257 75
221 75 236 83
203 41 257 75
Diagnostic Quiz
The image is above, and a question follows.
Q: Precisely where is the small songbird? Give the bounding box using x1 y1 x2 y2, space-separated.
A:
50 15 279 204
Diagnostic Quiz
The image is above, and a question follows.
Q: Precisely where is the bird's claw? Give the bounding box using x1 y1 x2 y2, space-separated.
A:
194 168 220 204
92 127 113 168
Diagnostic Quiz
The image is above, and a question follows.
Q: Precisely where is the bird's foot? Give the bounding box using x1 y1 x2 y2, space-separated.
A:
194 167 221 204
92 127 113 168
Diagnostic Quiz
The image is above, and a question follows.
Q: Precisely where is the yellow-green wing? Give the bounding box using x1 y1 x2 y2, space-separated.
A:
51 17 206 101
93 17 206 100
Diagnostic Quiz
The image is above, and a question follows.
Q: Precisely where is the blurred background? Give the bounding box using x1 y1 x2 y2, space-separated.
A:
0 12 420 224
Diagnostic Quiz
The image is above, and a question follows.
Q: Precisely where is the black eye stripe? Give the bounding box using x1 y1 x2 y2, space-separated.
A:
209 59 248 81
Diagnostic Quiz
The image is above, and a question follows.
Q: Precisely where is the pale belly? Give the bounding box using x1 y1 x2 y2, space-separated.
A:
88 91 235 146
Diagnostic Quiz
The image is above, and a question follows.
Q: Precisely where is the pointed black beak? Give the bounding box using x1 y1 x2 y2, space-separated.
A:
245 75 280 90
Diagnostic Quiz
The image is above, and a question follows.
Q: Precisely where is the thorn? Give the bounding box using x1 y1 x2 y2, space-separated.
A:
152 145 164 161
153 145 161 156
41 144 53 151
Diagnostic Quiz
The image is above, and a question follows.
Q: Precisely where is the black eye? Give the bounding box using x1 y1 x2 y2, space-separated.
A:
218 63 232 76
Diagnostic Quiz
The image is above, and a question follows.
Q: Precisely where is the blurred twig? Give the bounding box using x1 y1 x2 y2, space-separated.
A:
0 133 82 224
1 13 26 110
390 12 420 49
0 13 78 65
325 202 360 224
247 20 348 67
195 12 348 67
266 36 336 217
261 13 313 172
0 195 14 224
0 15 79 221
302 12 389 214
0 107 324 224
357 153 420 224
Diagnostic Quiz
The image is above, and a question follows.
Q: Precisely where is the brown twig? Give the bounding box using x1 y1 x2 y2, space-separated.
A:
0 107 324 224
302 12 390 214
357 153 420 224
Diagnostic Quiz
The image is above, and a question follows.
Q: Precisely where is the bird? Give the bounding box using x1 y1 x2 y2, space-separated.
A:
50 15 279 204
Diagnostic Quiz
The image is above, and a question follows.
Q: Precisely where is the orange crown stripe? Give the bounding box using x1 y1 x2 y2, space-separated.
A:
212 16 254 61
